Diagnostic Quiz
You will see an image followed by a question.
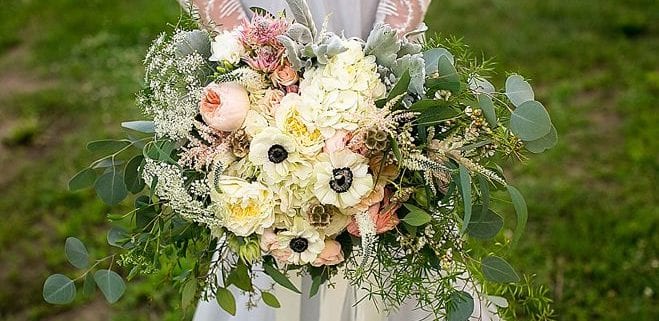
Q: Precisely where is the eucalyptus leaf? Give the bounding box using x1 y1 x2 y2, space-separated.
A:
107 226 129 248
92 158 123 169
488 295 509 308
402 203 432 226
83 273 96 297
95 169 128 206
124 155 145 194
263 263 300 293
510 100 552 141
216 287 237 315
459 165 472 233
505 74 534 106
387 69 411 101
481 256 520 283
94 269 126 304
87 139 131 154
43 274 76 305
121 121 155 134
68 168 96 191
427 55 460 94
423 47 454 74
477 94 498 127
466 206 503 239
525 125 558 153
65 237 89 269
468 76 495 94
262 291 281 308
447 291 474 321
174 29 211 59
507 185 528 245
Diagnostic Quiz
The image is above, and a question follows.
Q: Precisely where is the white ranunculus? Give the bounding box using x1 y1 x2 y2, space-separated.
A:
313 149 374 209
211 176 275 236
209 31 245 64
274 94 325 155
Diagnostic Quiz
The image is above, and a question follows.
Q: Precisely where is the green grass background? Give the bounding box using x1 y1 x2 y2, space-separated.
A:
0 0 656 320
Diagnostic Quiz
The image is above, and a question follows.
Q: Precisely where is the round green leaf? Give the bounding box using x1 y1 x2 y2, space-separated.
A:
121 121 155 134
86 139 131 154
447 291 474 321
423 47 454 74
43 274 76 305
477 94 497 127
94 269 126 304
107 226 129 248
482 256 520 283
65 237 89 269
124 155 145 194
466 206 504 239
83 273 96 297
262 291 281 308
95 169 128 206
505 74 534 106
510 101 552 141
216 287 236 316
525 125 558 153
402 204 432 226
68 168 96 191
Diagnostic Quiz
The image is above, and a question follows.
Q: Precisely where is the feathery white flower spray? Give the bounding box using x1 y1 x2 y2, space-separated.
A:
355 211 377 264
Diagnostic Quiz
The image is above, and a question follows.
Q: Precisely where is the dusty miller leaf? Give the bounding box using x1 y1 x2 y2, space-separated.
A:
365 24 401 68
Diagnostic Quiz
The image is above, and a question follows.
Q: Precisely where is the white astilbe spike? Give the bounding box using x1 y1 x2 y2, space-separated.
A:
215 67 268 91
355 211 377 263
402 152 451 172
448 151 506 186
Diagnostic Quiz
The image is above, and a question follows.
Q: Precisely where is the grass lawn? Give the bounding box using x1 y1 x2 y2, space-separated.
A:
0 0 656 320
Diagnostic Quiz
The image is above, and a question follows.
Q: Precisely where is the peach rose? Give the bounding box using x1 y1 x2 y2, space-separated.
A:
271 63 299 87
199 82 250 132
260 229 293 263
312 239 345 267
347 189 401 237
257 89 285 115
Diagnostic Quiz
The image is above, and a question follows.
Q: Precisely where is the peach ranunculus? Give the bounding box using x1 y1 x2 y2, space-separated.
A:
271 63 299 87
347 189 401 237
323 130 351 153
199 82 250 132
312 239 345 267
256 89 285 116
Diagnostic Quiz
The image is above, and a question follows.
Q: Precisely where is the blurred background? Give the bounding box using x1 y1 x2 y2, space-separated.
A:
0 0 657 320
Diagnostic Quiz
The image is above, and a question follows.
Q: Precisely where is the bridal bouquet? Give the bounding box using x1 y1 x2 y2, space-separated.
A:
44 1 556 319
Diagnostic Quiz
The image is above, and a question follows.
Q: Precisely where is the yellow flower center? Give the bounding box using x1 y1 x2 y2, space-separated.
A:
228 200 261 220
285 110 321 144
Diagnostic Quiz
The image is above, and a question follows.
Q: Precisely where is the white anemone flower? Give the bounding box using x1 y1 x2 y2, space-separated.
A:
313 149 374 209
274 219 325 265
248 127 310 183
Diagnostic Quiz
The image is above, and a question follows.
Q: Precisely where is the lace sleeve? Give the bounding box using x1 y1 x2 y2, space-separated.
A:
179 0 247 30
375 0 432 35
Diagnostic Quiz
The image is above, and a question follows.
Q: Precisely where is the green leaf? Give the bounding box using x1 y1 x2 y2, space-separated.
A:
389 137 402 164
309 274 322 298
459 165 472 233
95 169 128 206
64 237 89 269
525 125 558 153
477 94 497 127
83 273 96 297
226 262 253 292
402 203 432 226
124 155 145 194
507 185 528 245
387 69 411 101
428 55 460 93
68 168 96 191
262 291 281 308
92 158 123 169
94 269 126 304
263 262 300 293
86 139 131 154
181 279 197 310
107 226 129 248
216 287 236 316
121 121 155 134
447 291 474 321
43 274 76 305
510 100 552 141
466 206 504 239
505 74 534 106
481 256 520 283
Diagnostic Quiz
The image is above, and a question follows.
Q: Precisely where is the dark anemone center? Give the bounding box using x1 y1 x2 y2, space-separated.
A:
268 144 288 163
329 167 353 193
289 237 309 253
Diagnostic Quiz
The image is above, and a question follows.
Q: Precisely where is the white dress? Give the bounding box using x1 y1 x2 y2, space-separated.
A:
184 1 501 320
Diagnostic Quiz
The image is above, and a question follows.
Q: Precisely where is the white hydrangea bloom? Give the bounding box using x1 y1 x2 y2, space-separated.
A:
209 30 246 65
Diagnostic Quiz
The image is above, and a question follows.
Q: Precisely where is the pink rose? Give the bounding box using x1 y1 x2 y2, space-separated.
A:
324 130 351 153
199 82 250 132
312 239 345 267
260 229 292 263
347 189 401 237
271 63 299 87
